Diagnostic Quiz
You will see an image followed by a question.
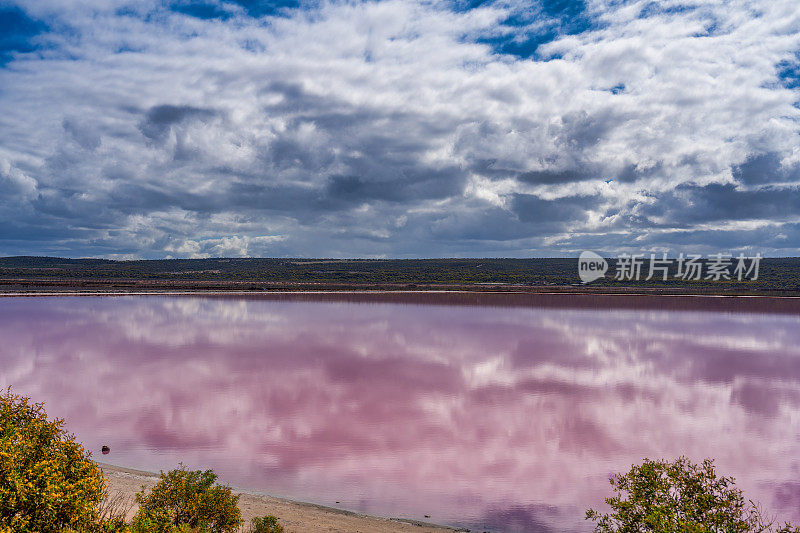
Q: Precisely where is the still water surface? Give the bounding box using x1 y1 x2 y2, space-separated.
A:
2 294 800 532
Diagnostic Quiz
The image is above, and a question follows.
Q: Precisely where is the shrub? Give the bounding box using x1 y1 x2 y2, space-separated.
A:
131 466 242 533
250 515 284 533
127 522 207 533
0 388 105 532
586 456 799 532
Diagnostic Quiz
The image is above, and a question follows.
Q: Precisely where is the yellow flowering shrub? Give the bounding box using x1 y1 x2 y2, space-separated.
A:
0 388 105 532
131 466 242 533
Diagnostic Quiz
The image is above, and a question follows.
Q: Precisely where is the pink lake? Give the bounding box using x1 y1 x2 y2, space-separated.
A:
2 294 800 532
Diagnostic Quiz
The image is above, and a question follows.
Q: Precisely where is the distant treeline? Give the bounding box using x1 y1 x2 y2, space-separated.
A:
0 256 799 293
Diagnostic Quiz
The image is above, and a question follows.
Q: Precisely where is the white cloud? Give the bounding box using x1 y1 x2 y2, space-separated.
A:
0 0 799 257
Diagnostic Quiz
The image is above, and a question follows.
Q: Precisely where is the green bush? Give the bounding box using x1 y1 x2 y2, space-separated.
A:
0 388 106 532
127 520 207 533
131 466 242 533
250 515 284 533
587 457 799 532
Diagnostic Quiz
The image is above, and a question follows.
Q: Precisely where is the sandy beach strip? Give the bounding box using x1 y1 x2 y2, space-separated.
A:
99 463 466 533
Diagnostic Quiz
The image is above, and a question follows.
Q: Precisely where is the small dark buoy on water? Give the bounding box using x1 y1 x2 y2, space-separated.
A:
101 445 110 455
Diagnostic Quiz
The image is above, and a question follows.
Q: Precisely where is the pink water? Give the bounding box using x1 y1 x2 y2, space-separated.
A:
2 294 800 532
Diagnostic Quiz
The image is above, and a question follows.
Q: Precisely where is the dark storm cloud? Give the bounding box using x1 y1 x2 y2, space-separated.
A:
511 193 599 224
626 226 788 252
139 104 218 141
515 160 651 185
554 110 614 151
614 161 664 183
247 82 471 209
517 167 596 185
427 205 536 241
62 117 102 151
638 183 800 226
223 181 314 211
262 134 335 172
323 168 464 204
732 152 800 185
107 182 204 213
0 219 85 242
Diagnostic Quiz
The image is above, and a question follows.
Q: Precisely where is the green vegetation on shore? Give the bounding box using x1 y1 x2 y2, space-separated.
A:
587 457 799 532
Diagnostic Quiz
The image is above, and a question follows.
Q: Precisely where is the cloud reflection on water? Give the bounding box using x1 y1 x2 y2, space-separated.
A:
1 296 800 532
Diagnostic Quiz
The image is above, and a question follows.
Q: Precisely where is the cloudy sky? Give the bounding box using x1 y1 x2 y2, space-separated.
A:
0 0 799 258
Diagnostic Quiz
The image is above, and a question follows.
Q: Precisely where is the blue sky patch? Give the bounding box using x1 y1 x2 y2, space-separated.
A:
0 5 47 65
231 0 301 17
171 2 233 20
170 0 301 19
450 0 494 13
472 0 594 59
777 54 800 90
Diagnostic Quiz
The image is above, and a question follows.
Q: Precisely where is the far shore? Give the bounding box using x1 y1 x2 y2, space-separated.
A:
3 287 800 316
1 275 799 299
99 463 466 533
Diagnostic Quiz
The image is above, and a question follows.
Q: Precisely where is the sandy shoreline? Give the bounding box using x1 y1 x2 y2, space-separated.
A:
99 463 466 533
